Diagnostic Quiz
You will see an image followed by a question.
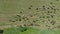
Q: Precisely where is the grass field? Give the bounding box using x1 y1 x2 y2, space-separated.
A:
0 0 60 34
4 27 40 34
3 26 60 34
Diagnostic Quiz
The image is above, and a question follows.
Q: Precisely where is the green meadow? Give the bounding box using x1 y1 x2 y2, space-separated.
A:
4 27 40 34
3 27 60 34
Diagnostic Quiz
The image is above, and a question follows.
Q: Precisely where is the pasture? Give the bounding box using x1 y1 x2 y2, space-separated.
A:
0 0 60 34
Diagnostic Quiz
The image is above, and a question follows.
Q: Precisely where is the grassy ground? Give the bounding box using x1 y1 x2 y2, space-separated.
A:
0 0 60 34
4 27 41 34
3 27 60 34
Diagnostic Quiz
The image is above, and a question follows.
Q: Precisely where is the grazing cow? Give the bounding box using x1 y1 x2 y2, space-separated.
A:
50 20 56 25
